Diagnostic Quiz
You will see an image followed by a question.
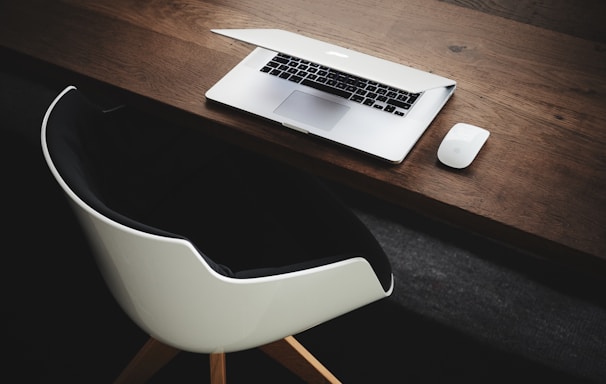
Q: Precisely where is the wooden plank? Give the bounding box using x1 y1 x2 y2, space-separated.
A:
0 0 604 269
439 0 606 42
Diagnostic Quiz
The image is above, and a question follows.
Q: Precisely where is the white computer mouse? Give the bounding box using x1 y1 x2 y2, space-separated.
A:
437 123 490 169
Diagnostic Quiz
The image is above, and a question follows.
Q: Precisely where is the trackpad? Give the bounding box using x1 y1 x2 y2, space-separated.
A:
274 90 349 131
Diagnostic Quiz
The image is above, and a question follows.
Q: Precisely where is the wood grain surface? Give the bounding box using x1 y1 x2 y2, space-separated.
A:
1 0 604 271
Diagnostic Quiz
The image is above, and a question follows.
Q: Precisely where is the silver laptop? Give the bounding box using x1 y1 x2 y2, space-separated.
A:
205 29 456 163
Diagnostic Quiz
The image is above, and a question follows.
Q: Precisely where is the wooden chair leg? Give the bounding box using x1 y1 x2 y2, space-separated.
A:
259 335 341 384
209 353 227 384
114 336 180 384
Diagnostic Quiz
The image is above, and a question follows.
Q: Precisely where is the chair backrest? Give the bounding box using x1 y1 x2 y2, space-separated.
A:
41 86 393 353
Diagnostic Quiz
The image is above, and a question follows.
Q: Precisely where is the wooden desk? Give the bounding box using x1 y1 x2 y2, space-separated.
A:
1 0 605 271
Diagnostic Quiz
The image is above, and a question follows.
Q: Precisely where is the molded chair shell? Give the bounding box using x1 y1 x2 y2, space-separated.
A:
41 86 393 382
42 86 393 354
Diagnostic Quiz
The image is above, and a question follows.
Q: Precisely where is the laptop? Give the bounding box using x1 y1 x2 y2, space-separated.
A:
205 29 456 163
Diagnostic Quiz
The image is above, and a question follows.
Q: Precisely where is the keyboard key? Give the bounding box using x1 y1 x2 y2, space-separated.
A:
385 105 396 113
301 78 352 99
387 98 410 109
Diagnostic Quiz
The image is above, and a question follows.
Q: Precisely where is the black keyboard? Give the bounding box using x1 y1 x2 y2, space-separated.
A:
260 53 422 117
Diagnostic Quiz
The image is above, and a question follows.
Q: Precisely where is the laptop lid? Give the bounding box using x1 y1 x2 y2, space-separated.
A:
211 29 456 93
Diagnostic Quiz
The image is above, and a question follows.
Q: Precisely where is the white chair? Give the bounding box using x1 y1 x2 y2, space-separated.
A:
41 86 393 383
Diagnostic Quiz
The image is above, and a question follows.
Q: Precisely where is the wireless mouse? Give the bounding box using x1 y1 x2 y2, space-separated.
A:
437 123 490 169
